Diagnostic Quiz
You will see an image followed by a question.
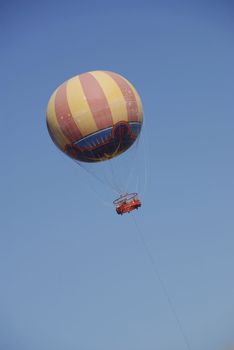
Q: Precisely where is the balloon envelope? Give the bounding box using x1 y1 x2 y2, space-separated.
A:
46 71 143 162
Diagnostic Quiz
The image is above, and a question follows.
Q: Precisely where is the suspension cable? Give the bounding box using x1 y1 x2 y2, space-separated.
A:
109 159 123 194
132 216 193 350
73 160 120 195
124 135 141 193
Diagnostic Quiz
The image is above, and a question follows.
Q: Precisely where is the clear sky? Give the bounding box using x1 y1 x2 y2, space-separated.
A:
1 0 234 349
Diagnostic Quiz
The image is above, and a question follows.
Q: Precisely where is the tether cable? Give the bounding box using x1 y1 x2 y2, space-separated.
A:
132 216 193 350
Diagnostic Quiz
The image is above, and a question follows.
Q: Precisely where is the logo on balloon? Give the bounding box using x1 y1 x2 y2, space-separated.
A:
65 121 141 162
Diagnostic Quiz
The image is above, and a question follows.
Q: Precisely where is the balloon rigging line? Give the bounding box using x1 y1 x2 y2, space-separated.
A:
140 120 149 197
109 159 123 194
132 216 193 350
124 135 141 193
74 160 120 195
59 145 120 195
143 126 149 193
87 145 121 194
83 173 113 208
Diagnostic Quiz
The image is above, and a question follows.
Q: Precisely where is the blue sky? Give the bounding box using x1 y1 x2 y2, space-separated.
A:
1 0 234 349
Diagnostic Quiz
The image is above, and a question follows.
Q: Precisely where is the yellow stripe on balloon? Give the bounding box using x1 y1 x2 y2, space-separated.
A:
90 71 128 124
66 76 98 137
46 90 70 149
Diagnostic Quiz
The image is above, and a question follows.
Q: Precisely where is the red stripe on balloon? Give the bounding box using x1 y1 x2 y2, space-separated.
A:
79 72 113 129
104 71 138 122
55 82 82 143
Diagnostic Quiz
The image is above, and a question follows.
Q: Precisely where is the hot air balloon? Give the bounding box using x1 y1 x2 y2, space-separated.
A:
46 70 143 214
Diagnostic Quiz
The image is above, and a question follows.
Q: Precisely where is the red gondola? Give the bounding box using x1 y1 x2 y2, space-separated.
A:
113 193 141 215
